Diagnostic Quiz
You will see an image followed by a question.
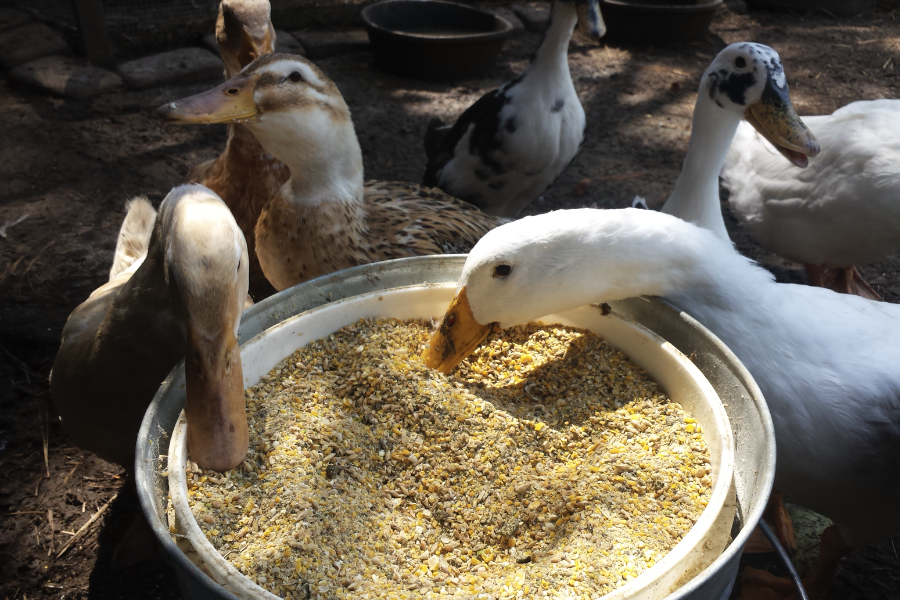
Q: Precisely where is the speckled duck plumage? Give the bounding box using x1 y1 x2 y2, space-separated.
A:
423 0 587 218
255 179 502 288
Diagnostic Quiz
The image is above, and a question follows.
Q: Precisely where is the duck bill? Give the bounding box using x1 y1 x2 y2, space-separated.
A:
745 75 820 168
184 329 249 472
421 287 494 374
575 0 606 42
157 74 260 125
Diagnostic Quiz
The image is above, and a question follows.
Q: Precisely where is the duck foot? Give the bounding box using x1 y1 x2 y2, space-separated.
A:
804 265 882 301
831 267 882 300
744 490 797 554
741 525 851 600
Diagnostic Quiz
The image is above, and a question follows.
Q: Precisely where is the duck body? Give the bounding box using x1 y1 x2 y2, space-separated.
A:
422 0 591 217
161 53 505 292
51 198 176 467
255 179 502 289
51 185 250 471
722 99 900 270
186 0 288 300
425 207 900 549
663 235 900 548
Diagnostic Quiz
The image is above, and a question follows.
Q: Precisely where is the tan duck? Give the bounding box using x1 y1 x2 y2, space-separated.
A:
187 0 289 300
50 185 250 472
159 54 505 291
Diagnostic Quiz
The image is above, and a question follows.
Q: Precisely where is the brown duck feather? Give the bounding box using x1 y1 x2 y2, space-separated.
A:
164 53 506 292
185 0 288 300
255 180 503 290
190 124 288 298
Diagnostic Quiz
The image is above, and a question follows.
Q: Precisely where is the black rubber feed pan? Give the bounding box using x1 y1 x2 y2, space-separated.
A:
362 0 514 81
600 0 722 45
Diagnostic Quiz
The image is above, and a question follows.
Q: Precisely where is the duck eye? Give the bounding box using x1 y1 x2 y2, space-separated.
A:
493 264 512 278
445 314 457 327
288 71 303 83
735 57 746 69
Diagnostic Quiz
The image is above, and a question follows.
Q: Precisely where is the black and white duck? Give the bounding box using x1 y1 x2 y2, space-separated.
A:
422 0 604 217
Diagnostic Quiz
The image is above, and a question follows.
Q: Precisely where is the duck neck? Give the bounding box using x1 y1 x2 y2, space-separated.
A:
574 212 774 310
580 216 734 302
109 237 185 344
249 114 364 209
223 123 282 177
219 123 288 207
531 1 578 73
661 92 741 242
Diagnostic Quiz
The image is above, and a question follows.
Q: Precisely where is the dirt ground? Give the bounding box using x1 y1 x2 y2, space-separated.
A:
2 1 900 599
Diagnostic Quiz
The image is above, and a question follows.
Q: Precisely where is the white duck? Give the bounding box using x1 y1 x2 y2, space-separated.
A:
51 184 250 473
422 208 900 599
658 43 820 242
721 99 900 300
422 0 605 217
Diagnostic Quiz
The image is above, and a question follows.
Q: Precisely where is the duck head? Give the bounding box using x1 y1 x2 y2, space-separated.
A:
570 0 606 42
216 0 276 78
422 209 669 373
158 54 361 194
704 43 819 167
157 184 250 471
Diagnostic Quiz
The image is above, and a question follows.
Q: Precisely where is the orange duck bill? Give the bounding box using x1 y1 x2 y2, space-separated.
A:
422 287 495 374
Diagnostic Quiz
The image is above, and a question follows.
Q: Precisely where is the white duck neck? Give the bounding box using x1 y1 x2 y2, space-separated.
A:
662 91 741 242
471 210 771 329
250 112 365 208
531 1 578 73
574 216 742 302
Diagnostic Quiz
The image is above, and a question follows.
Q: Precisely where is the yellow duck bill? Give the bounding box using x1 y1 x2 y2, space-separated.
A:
422 287 494 374
157 73 260 125
745 73 820 168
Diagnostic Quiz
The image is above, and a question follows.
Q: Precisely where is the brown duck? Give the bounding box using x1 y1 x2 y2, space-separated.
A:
187 0 289 299
160 54 505 291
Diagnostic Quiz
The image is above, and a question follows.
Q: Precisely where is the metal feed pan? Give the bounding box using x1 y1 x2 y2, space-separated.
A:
136 255 775 600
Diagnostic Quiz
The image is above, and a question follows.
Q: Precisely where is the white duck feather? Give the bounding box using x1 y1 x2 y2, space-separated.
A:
428 207 900 549
721 99 900 269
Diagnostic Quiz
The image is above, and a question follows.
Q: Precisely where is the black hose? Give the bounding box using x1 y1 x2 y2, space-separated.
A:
757 520 810 600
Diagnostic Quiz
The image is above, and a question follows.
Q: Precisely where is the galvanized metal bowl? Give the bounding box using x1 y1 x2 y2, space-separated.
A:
136 255 775 600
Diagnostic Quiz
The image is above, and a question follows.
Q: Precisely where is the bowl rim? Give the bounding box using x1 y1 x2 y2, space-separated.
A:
600 0 723 12
361 0 514 45
167 282 736 600
136 255 775 600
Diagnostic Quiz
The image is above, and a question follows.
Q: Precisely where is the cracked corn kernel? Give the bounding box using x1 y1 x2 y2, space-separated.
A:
185 319 712 599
